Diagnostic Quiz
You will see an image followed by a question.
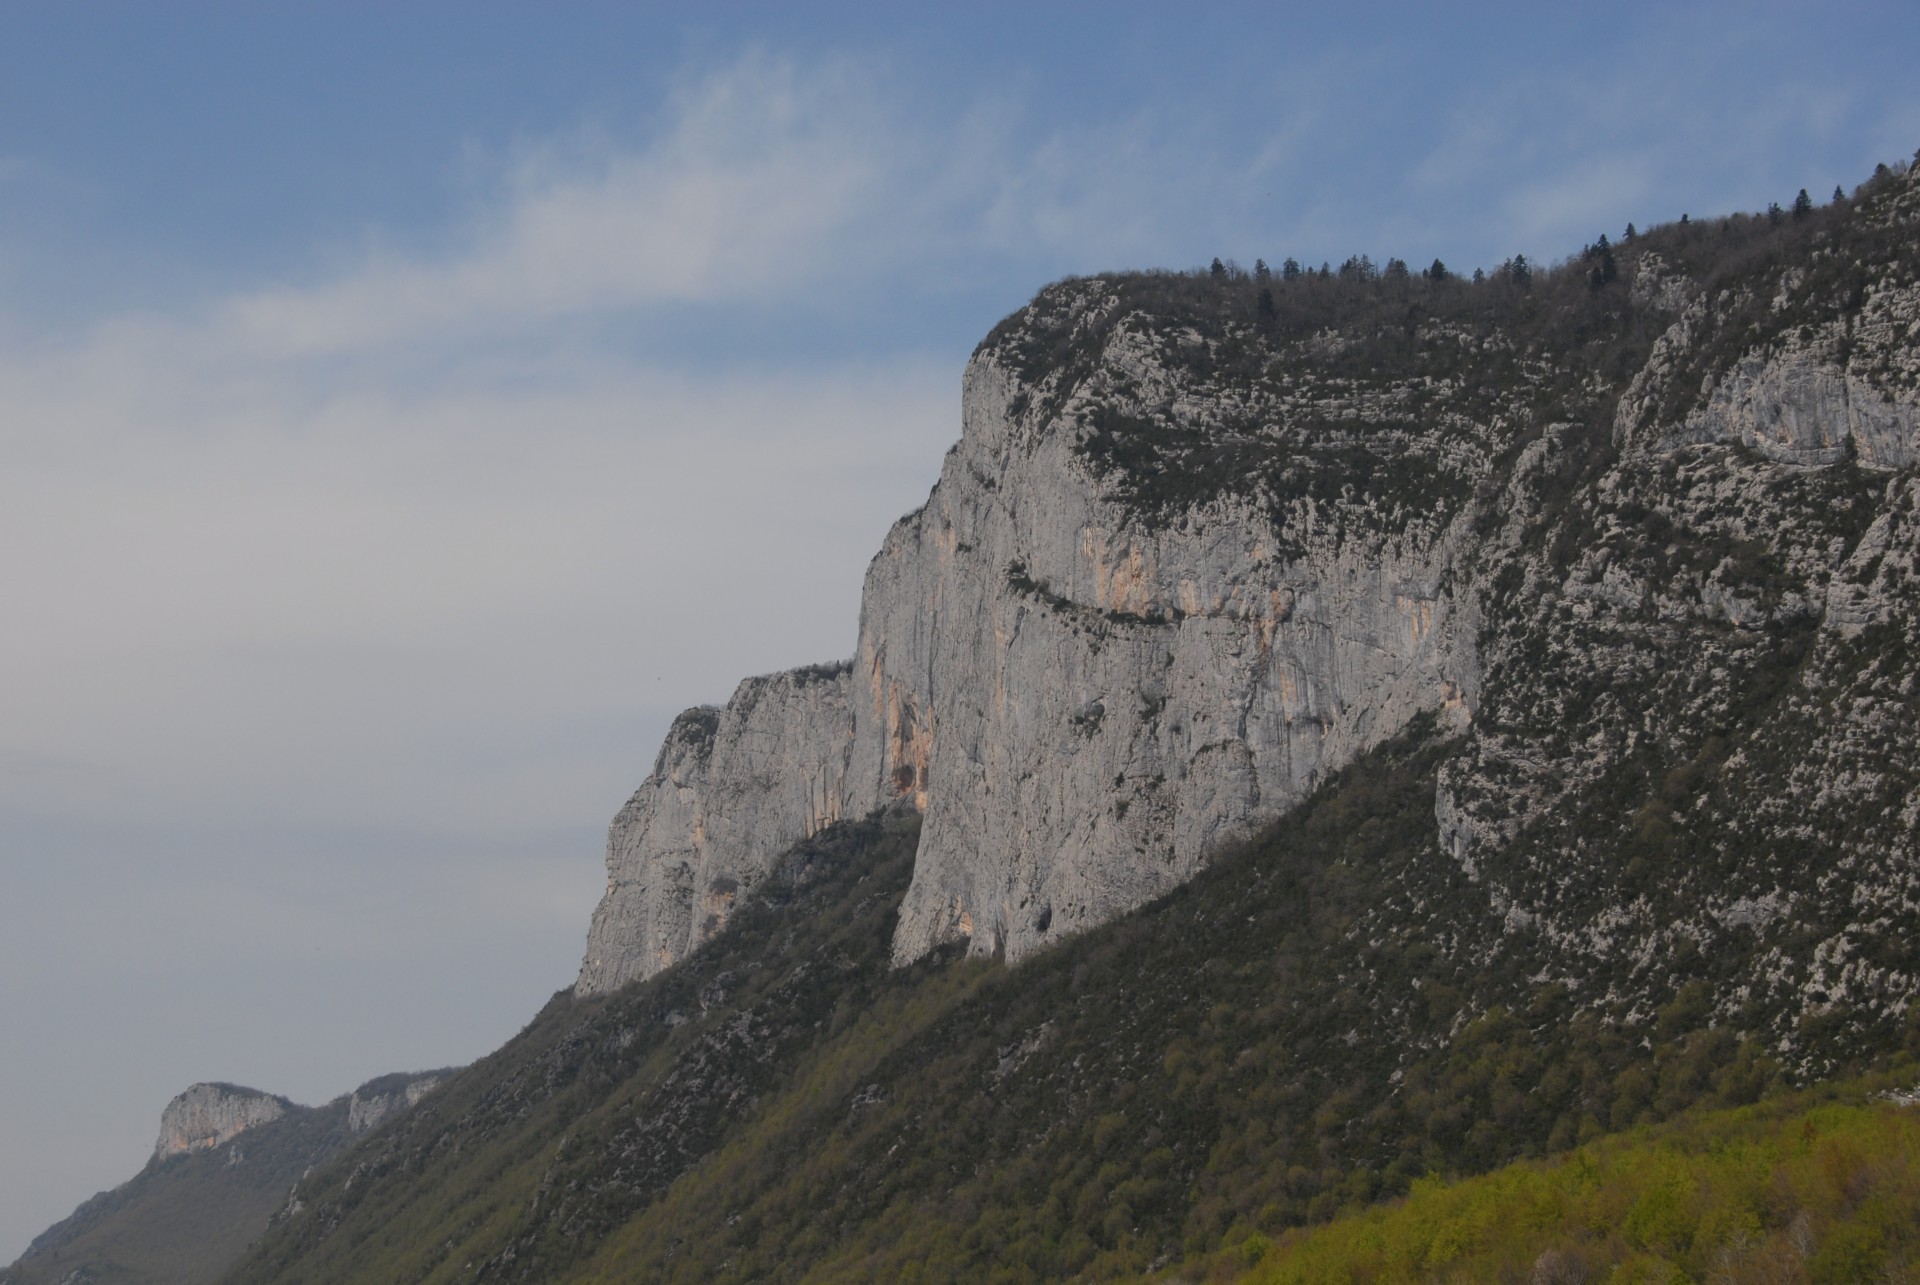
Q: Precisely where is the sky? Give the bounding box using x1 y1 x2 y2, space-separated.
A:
3 0 1918 1263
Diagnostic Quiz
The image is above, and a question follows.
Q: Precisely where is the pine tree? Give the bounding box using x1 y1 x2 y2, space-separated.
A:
1586 234 1617 290
1281 257 1302 281
1792 188 1813 220
1254 258 1270 284
1427 259 1448 282
1210 257 1228 281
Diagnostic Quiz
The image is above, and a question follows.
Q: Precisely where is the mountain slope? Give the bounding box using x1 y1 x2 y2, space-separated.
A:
224 719 1919 1282
1179 1083 1920 1283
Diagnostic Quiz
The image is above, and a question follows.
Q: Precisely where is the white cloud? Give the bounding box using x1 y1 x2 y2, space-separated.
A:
219 55 896 354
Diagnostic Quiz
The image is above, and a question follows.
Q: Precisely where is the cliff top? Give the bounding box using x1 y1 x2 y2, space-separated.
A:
975 159 1920 535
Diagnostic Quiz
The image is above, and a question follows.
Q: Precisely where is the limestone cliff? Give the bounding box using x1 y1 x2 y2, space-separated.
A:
577 666 870 995
577 158 1920 1012
577 303 1482 994
152 1083 289 1162
861 348 1475 966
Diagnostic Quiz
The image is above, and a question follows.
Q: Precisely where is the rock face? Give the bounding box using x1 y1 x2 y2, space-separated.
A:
346 1072 444 1135
577 667 871 995
152 1083 288 1162
578 159 1920 1011
577 326 1481 993
860 354 1475 966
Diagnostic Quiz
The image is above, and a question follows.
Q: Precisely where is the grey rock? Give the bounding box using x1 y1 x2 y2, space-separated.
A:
1686 347 1919 468
345 1073 443 1135
151 1084 287 1162
864 353 1475 967
579 307 1478 990
577 666 873 995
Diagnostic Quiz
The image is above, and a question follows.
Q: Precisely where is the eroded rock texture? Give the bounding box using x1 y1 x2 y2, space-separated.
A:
152 1084 288 1161
578 325 1481 992
345 1072 444 1135
579 162 1920 1033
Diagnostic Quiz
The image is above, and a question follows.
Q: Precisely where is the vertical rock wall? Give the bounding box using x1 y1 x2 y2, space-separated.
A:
576 340 1475 994
576 665 874 995
859 356 1473 965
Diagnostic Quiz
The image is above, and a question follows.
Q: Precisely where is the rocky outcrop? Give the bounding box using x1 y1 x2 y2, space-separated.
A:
577 667 875 995
12 1067 458 1285
346 1072 444 1135
1683 346 1919 468
152 1083 289 1161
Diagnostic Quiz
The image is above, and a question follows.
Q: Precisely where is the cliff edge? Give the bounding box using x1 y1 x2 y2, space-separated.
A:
578 159 1920 1001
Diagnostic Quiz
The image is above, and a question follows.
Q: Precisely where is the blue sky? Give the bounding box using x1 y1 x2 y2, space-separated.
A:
3 1 1918 1263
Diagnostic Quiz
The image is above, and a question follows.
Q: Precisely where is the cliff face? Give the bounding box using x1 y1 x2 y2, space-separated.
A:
578 161 1920 1003
152 1084 289 1162
576 328 1480 993
862 349 1475 966
576 668 870 995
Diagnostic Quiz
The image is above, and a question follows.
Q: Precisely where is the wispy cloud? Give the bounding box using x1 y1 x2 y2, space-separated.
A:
1401 9 1920 267
8 52 1225 858
218 56 896 354
177 53 1344 361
